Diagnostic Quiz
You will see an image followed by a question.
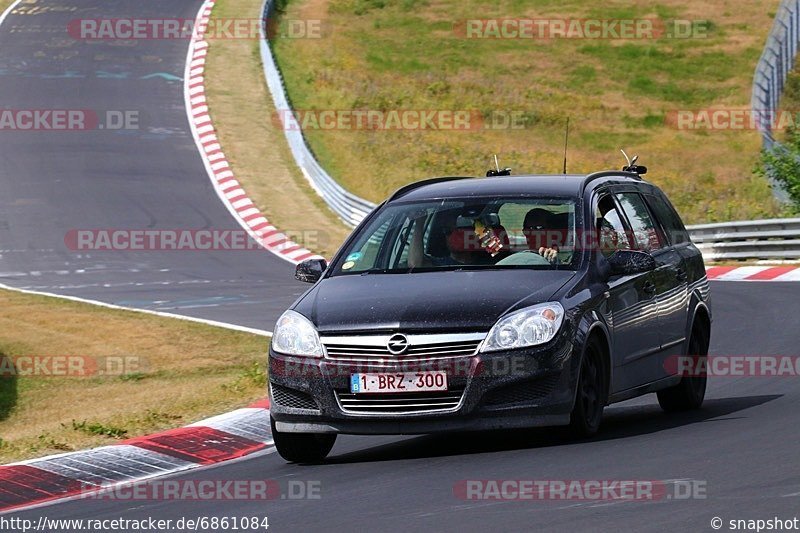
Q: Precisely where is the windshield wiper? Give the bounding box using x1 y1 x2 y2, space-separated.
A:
359 268 393 275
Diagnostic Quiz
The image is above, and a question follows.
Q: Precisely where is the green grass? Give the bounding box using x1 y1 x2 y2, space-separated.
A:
203 0 352 257
0 289 269 463
270 0 783 223
71 420 129 439
775 68 800 145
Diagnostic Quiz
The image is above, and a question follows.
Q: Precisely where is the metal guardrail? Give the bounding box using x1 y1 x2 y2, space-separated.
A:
751 0 800 201
260 0 376 227
752 0 800 148
687 218 800 261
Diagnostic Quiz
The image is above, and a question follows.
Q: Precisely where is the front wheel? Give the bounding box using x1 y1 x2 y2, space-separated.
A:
569 337 608 438
271 416 336 463
657 322 709 412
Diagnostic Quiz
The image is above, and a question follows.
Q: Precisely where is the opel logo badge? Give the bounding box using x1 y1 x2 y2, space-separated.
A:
387 333 409 355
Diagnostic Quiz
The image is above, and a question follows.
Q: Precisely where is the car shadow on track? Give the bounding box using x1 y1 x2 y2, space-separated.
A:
324 394 781 464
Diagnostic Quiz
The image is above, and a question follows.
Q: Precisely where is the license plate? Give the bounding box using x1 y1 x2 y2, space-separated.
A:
350 371 448 394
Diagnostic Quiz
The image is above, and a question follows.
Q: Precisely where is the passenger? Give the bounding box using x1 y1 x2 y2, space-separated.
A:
408 208 506 267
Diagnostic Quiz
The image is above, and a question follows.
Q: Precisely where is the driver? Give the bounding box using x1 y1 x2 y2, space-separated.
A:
523 208 559 264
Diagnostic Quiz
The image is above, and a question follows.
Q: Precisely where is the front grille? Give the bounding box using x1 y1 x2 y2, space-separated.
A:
321 333 485 361
483 375 560 406
336 388 465 414
270 383 319 410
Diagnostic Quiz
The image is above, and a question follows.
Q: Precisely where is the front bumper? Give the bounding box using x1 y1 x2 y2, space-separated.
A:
268 332 580 435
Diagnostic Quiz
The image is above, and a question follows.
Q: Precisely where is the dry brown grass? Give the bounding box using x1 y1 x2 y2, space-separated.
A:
267 0 784 223
203 0 352 257
0 289 268 463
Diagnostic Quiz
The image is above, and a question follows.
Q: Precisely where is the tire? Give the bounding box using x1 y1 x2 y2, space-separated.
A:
270 416 336 463
569 337 608 438
657 322 709 412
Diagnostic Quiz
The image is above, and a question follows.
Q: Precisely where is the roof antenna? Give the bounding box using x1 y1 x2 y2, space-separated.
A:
620 149 638 169
562 117 570 174
486 155 512 177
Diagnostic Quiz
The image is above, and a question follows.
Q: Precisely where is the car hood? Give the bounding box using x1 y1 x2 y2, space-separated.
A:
294 270 576 333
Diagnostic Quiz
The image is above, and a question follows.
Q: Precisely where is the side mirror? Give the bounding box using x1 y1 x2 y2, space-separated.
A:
607 250 656 276
295 258 327 283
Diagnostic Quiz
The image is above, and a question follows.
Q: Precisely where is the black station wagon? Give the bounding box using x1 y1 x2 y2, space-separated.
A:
268 169 711 463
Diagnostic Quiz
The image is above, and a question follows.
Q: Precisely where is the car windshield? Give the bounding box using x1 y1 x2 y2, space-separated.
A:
331 197 578 275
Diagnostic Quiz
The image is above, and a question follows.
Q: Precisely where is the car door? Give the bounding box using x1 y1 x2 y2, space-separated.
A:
595 191 662 393
616 191 689 382
644 191 698 352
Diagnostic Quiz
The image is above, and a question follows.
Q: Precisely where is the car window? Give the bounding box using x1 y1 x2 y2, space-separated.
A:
615 192 666 252
595 195 631 257
388 211 429 267
331 197 578 275
351 218 390 267
644 193 691 245
498 201 575 258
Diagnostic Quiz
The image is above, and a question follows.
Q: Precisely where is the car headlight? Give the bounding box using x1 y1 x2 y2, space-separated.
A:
271 310 323 357
481 302 565 352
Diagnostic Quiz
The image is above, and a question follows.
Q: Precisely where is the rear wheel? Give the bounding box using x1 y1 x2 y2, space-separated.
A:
569 337 608 437
271 416 336 463
657 322 709 412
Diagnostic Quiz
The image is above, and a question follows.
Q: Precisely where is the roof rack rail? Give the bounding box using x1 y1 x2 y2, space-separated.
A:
387 176 475 202
581 170 644 192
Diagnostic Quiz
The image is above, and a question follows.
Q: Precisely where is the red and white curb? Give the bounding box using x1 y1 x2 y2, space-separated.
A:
184 0 322 265
0 400 273 514
706 266 800 282
0 1 284 515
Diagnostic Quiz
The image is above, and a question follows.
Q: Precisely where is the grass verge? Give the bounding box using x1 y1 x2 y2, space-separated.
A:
269 0 783 224
0 289 268 463
0 0 14 16
203 0 352 257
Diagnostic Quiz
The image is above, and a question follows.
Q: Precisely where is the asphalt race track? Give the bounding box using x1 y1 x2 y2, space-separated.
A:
3 1 800 532
6 282 800 531
0 0 307 330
